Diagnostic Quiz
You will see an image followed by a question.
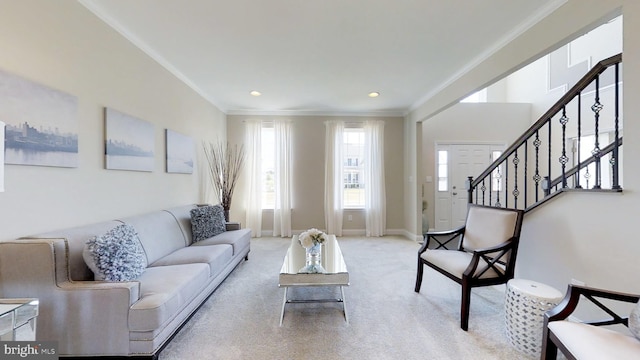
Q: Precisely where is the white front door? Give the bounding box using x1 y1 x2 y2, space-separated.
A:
434 143 504 230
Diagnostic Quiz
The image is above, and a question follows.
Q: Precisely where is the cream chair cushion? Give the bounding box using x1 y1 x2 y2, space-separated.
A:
548 321 640 360
421 250 505 279
463 205 519 250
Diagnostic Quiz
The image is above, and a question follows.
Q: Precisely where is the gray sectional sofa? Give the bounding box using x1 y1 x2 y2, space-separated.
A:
0 204 251 359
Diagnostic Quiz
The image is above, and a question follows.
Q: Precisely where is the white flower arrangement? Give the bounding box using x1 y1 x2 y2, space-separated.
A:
298 228 327 249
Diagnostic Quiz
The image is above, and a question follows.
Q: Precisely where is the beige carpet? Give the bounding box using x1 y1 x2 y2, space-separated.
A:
160 236 537 360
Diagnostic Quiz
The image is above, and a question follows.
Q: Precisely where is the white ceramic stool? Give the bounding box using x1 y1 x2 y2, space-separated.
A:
505 279 564 357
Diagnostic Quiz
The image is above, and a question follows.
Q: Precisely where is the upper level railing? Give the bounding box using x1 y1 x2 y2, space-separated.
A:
467 53 623 211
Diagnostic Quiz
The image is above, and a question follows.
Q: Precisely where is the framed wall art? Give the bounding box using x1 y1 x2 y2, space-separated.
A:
0 68 78 168
105 108 155 172
166 129 194 174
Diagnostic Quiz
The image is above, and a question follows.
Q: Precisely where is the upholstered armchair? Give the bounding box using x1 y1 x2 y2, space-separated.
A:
415 204 524 331
542 284 640 360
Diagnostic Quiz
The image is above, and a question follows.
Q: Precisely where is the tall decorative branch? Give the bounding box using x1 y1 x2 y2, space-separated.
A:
203 141 245 221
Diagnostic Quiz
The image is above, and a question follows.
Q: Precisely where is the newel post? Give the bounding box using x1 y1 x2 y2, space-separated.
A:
466 176 474 204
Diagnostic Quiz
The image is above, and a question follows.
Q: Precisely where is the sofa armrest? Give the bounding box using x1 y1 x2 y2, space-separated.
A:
226 222 241 231
0 239 140 355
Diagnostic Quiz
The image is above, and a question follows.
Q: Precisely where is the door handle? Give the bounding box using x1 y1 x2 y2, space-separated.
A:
452 192 458 195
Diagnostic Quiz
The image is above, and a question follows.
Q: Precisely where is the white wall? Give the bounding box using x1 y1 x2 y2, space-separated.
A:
0 1 226 241
504 16 623 122
408 0 640 295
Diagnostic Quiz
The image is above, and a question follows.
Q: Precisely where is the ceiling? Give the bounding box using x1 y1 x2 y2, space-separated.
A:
80 0 564 116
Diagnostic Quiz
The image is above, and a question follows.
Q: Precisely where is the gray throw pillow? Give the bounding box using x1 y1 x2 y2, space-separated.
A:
82 224 147 281
190 205 226 242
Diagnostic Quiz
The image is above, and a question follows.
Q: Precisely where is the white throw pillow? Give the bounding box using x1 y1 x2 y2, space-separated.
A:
629 301 640 340
83 224 147 281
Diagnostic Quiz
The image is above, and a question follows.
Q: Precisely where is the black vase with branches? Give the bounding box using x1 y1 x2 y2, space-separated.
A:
203 141 245 222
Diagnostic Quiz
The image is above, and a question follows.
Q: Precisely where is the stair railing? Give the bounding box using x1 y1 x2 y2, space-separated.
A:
466 53 622 211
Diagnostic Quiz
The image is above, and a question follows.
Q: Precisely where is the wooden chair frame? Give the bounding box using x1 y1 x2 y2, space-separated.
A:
541 284 640 360
414 204 524 331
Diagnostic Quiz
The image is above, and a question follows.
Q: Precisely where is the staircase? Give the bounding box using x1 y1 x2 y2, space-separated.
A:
467 53 623 212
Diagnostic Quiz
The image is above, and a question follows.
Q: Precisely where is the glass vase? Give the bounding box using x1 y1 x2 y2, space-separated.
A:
299 243 325 273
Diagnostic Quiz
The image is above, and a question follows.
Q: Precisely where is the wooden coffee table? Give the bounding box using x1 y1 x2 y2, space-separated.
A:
278 234 349 325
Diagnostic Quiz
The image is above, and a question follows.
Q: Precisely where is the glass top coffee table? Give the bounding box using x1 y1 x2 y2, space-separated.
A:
279 234 349 325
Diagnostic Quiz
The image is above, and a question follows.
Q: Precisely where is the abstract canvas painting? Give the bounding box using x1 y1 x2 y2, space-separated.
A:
0 68 78 168
166 129 194 174
105 108 155 172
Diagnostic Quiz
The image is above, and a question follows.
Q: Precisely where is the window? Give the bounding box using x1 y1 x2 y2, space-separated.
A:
343 128 365 208
437 150 448 191
261 127 275 209
460 88 487 103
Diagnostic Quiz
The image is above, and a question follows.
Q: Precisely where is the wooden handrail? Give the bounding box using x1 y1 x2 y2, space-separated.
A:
471 53 622 187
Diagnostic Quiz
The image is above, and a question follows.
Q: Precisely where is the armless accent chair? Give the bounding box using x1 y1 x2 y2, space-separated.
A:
414 204 525 331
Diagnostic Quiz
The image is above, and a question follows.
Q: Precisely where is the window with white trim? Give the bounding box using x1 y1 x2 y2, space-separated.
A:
343 128 365 208
261 127 275 209
437 150 448 191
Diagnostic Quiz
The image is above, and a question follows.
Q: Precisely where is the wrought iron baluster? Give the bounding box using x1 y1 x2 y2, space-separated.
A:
489 171 492 207
524 142 528 208
495 161 501 207
474 180 478 204
481 179 486 205
592 75 602 189
612 63 621 190
584 166 591 188
559 107 569 188
548 119 552 193
575 92 582 189
533 131 541 202
505 156 509 209
512 150 519 209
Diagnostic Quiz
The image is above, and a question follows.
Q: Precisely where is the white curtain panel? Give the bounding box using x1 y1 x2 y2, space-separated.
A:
273 120 292 237
244 120 262 237
324 120 344 236
0 121 4 192
364 120 386 237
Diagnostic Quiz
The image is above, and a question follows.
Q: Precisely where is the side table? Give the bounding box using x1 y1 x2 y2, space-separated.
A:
0 298 39 341
505 279 563 357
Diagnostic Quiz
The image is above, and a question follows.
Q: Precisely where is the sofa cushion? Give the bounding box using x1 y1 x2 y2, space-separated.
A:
82 224 147 281
191 228 251 256
129 263 210 332
190 205 226 242
163 205 198 245
118 211 188 265
150 244 233 276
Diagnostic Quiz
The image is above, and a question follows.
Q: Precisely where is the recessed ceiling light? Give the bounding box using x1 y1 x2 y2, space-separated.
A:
250 90 262 96
368 91 380 98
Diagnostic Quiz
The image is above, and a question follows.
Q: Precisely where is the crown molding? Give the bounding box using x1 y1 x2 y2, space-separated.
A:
78 0 228 113
226 108 405 118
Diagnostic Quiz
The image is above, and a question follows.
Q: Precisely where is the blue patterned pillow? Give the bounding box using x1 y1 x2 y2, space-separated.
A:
82 224 147 281
190 205 226 242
